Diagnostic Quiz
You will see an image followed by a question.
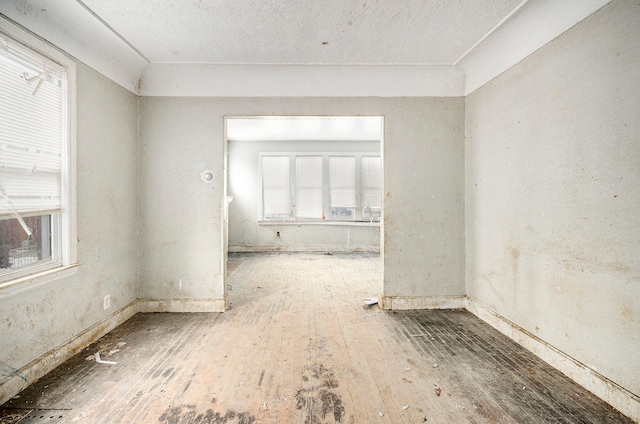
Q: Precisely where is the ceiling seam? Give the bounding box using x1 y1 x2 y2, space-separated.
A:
453 0 530 66
147 62 457 67
74 0 150 63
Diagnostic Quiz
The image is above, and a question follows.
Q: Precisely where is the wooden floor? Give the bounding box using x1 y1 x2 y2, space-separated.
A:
0 252 631 423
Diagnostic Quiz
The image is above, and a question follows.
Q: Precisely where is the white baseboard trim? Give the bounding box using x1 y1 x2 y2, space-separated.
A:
137 297 228 313
0 297 229 405
465 297 640 422
0 300 138 406
228 245 380 253
380 295 466 310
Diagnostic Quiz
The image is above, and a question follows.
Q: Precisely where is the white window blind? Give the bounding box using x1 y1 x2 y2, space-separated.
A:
0 37 65 220
329 156 356 207
260 153 381 222
262 156 290 218
362 156 381 216
295 156 322 218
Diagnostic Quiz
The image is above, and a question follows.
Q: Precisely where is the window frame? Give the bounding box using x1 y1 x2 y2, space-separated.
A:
258 152 381 224
329 155 357 220
294 155 323 219
361 155 382 220
0 17 77 292
261 155 291 220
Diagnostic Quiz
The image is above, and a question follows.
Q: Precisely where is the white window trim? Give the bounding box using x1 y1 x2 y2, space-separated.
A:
258 152 381 225
0 16 77 294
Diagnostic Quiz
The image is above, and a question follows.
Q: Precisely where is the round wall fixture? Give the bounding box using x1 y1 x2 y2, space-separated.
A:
201 170 215 183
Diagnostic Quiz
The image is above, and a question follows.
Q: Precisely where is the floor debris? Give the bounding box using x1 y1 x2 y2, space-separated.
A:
94 353 116 365
363 297 378 306
3 254 631 424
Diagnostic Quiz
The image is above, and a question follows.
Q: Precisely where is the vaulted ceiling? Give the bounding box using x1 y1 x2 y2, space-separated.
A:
0 0 611 96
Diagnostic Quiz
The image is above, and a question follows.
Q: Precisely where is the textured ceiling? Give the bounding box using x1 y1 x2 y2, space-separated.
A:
15 0 523 65
0 0 612 95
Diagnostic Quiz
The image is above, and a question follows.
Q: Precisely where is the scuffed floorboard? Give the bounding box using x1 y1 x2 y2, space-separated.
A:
0 252 632 423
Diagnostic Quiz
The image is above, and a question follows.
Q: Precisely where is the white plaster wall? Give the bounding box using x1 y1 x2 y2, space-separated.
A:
383 99 465 299
0 63 139 374
465 0 640 396
228 139 380 252
137 98 224 301
138 97 465 304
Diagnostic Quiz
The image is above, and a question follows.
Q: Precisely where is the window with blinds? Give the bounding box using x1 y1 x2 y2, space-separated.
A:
262 156 291 219
0 30 69 279
329 156 356 220
362 156 382 220
260 153 381 223
295 156 323 219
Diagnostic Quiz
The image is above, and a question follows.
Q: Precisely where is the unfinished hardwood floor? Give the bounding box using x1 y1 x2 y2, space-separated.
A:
0 252 631 423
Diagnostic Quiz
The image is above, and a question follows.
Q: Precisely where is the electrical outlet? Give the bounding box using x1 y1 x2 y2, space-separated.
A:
103 294 111 310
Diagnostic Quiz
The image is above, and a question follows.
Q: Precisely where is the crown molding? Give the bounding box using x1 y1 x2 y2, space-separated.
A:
459 0 612 95
139 64 464 97
0 9 145 94
2 0 613 97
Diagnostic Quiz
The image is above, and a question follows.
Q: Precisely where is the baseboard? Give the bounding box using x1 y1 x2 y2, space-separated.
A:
228 245 380 253
465 297 640 422
379 295 466 310
0 297 228 405
137 297 228 313
0 300 138 406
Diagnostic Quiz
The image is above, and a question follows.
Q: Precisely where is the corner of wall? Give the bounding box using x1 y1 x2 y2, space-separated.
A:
135 94 142 301
465 297 640 422
0 300 139 406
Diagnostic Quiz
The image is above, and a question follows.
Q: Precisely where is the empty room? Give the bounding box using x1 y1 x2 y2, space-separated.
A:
0 0 638 423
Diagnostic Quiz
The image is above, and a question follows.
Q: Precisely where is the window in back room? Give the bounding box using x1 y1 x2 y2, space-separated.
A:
258 152 381 223
227 116 383 225
225 116 383 259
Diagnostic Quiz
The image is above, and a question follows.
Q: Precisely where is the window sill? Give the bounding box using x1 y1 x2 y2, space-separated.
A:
258 220 380 227
0 264 80 300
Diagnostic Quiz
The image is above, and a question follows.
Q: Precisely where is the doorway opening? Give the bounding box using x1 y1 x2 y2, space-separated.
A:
223 116 384 307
